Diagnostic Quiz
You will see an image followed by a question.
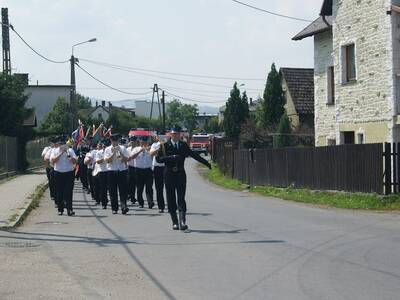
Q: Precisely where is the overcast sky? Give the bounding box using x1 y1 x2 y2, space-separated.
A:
2 0 322 107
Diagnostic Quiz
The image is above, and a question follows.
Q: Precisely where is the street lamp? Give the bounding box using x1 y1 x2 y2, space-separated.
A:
72 38 97 55
70 38 97 131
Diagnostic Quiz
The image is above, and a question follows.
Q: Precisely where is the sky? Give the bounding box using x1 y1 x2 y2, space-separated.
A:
1 0 322 108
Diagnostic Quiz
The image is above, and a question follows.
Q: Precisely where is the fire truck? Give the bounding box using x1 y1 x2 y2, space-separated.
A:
189 134 210 155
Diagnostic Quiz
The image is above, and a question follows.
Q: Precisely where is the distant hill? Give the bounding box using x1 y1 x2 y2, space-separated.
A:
107 99 220 114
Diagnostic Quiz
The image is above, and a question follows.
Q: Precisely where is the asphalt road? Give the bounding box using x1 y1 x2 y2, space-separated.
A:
1 160 400 300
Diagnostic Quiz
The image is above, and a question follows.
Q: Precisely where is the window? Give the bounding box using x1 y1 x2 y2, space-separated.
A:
342 131 355 144
343 44 356 83
357 133 364 144
327 66 335 104
327 138 336 146
98 113 102 119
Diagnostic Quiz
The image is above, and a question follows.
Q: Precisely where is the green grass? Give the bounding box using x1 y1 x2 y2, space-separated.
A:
28 183 47 211
201 163 400 211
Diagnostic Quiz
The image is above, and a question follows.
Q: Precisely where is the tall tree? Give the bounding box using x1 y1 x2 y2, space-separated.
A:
40 97 71 135
204 117 221 133
181 103 199 133
223 82 249 138
258 63 284 128
0 74 31 137
0 74 35 170
166 99 199 133
275 112 292 148
76 93 92 109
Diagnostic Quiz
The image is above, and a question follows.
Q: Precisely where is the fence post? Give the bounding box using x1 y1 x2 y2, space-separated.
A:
384 143 392 195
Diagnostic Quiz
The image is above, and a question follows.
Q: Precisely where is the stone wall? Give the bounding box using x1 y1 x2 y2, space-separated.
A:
314 30 336 146
333 0 393 143
314 0 400 145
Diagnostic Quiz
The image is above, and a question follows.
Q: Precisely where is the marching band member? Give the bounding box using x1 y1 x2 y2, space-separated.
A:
94 140 109 209
150 134 166 213
84 139 97 203
104 134 130 214
50 136 78 216
43 137 56 202
127 136 138 204
130 136 154 209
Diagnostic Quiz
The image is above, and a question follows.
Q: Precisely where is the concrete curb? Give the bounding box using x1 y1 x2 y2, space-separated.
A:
0 181 48 231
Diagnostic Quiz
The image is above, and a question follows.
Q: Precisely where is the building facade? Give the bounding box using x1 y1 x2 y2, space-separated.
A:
25 85 71 125
294 0 400 146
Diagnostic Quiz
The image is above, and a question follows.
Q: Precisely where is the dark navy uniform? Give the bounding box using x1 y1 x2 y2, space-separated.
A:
77 143 90 191
156 138 211 230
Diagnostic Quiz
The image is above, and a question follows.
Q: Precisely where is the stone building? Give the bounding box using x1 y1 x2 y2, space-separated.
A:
293 0 400 146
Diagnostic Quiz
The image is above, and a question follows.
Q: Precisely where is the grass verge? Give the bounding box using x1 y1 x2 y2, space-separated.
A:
201 163 400 211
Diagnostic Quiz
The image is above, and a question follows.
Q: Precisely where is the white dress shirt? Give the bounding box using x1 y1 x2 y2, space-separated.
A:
44 147 55 167
127 146 136 168
104 145 129 171
132 146 153 169
93 149 108 175
85 149 97 170
50 146 77 173
151 142 165 168
42 146 51 158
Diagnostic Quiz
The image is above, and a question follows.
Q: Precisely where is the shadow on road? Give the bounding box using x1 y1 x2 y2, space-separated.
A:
0 230 140 247
188 228 247 234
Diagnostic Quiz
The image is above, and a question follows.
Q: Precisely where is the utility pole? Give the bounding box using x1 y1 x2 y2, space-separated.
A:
150 83 161 120
161 90 166 133
70 55 76 132
69 38 96 132
2 8 11 75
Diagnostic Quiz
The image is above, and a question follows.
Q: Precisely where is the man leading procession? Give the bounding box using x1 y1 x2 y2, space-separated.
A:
42 125 212 231
156 126 211 230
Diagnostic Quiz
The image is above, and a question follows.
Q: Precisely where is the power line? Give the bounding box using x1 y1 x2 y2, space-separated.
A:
77 87 153 90
162 88 228 99
1 22 70 64
78 59 237 89
161 89 227 104
160 85 235 94
78 59 262 91
78 57 265 81
76 63 225 104
75 63 155 97
231 0 312 22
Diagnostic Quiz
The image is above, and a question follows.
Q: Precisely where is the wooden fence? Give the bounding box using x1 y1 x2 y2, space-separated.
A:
212 138 386 194
0 136 18 174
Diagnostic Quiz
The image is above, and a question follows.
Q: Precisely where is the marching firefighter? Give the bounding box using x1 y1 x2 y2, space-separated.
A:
156 126 211 230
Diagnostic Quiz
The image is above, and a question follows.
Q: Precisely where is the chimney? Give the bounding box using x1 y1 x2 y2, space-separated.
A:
250 98 253 106
101 100 106 107
95 101 98 107
108 102 112 108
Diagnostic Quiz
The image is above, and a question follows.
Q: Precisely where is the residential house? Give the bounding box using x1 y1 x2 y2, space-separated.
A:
79 101 135 122
293 0 400 146
15 73 71 126
280 67 315 130
195 113 219 129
